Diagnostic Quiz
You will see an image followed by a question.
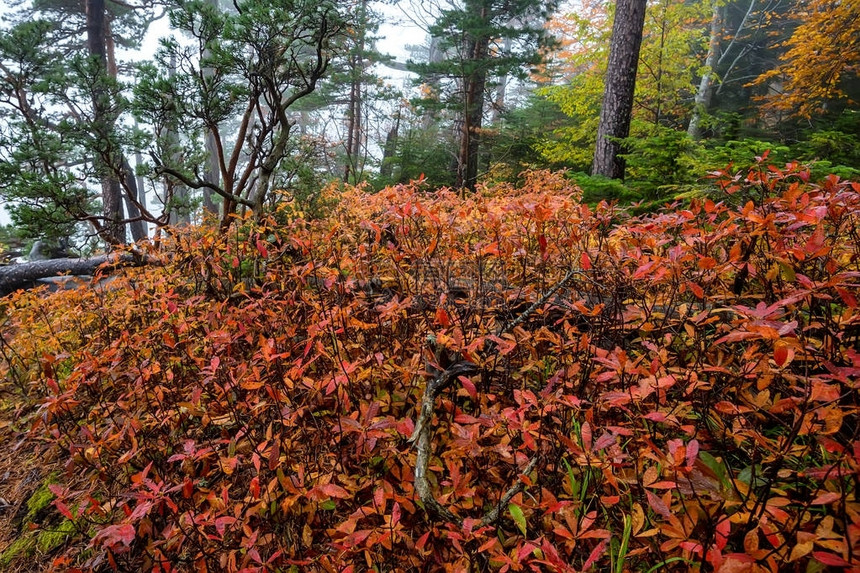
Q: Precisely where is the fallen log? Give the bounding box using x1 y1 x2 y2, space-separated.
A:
0 253 151 297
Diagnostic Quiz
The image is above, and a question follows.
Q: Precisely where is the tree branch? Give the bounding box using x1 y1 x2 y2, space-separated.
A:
155 163 254 208
409 268 583 525
0 252 158 297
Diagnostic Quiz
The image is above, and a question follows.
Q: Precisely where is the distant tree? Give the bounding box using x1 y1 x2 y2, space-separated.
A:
133 0 349 230
410 0 559 190
688 1 721 140
755 0 860 119
372 101 458 188
298 0 397 185
592 0 647 179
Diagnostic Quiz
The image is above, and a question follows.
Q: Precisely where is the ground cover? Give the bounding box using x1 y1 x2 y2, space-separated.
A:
0 165 858 571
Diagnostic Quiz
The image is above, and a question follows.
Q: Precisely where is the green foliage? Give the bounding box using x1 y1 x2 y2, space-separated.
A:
481 96 570 185
25 478 57 522
36 519 76 554
567 172 637 204
797 129 860 167
0 473 77 568
621 123 699 198
539 72 603 170
0 20 102 244
0 537 35 568
372 120 456 188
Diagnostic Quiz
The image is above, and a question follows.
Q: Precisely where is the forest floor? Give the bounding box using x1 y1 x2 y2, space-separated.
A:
0 394 56 572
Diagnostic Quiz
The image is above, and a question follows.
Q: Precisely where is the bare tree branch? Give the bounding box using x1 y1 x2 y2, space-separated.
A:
409 268 583 525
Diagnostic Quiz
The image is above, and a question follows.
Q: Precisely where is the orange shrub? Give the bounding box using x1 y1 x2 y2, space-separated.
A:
1 165 859 572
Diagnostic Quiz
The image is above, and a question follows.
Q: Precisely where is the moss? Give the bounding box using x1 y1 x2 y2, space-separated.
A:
0 536 35 567
35 518 76 553
25 475 57 522
0 473 77 566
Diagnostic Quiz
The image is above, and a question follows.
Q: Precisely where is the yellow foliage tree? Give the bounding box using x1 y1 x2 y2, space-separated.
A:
757 0 860 118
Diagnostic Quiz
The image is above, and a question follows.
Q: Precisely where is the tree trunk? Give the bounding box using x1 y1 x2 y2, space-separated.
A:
201 0 220 217
134 150 152 235
490 35 513 126
344 0 367 184
122 158 148 242
203 133 219 217
106 17 147 242
0 254 150 297
344 54 360 182
168 52 191 226
688 2 722 140
86 0 125 244
591 0 648 180
457 2 489 191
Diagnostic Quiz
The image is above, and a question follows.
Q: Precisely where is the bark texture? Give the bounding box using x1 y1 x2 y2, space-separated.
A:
86 0 126 244
457 13 489 192
688 3 722 140
0 254 148 297
591 0 648 180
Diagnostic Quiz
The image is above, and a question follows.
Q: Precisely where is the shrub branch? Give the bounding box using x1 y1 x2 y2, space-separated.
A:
409 268 580 525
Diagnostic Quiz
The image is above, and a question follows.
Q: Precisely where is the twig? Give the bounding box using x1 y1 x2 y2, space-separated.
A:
410 267 581 524
499 268 581 336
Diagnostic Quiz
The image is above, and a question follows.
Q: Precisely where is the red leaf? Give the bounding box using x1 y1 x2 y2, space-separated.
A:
97 523 135 548
54 500 74 521
318 483 350 499
715 517 731 551
268 438 280 471
646 491 672 519
435 307 450 328
593 431 616 452
774 344 789 367
812 551 851 567
582 538 608 570
581 252 592 270
415 531 431 551
580 422 592 451
458 375 477 400
687 281 704 299
836 287 857 308
215 516 236 538
811 492 841 505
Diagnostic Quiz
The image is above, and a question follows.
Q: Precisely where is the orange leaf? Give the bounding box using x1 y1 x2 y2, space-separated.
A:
435 307 450 328
773 341 791 367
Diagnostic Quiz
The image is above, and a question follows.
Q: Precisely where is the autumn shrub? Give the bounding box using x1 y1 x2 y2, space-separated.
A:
0 164 859 572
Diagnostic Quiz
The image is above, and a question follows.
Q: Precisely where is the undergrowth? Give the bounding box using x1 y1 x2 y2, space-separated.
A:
0 164 858 572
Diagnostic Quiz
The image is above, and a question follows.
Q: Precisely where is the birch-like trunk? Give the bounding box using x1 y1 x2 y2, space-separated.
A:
688 2 722 140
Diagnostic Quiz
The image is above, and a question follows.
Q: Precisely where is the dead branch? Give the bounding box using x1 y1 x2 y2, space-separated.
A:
0 252 156 297
409 268 583 525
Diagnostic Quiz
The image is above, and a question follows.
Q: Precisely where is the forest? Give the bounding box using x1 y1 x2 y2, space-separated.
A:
0 0 859 570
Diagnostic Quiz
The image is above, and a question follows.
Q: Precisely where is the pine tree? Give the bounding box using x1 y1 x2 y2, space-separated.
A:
0 0 156 247
410 0 559 190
